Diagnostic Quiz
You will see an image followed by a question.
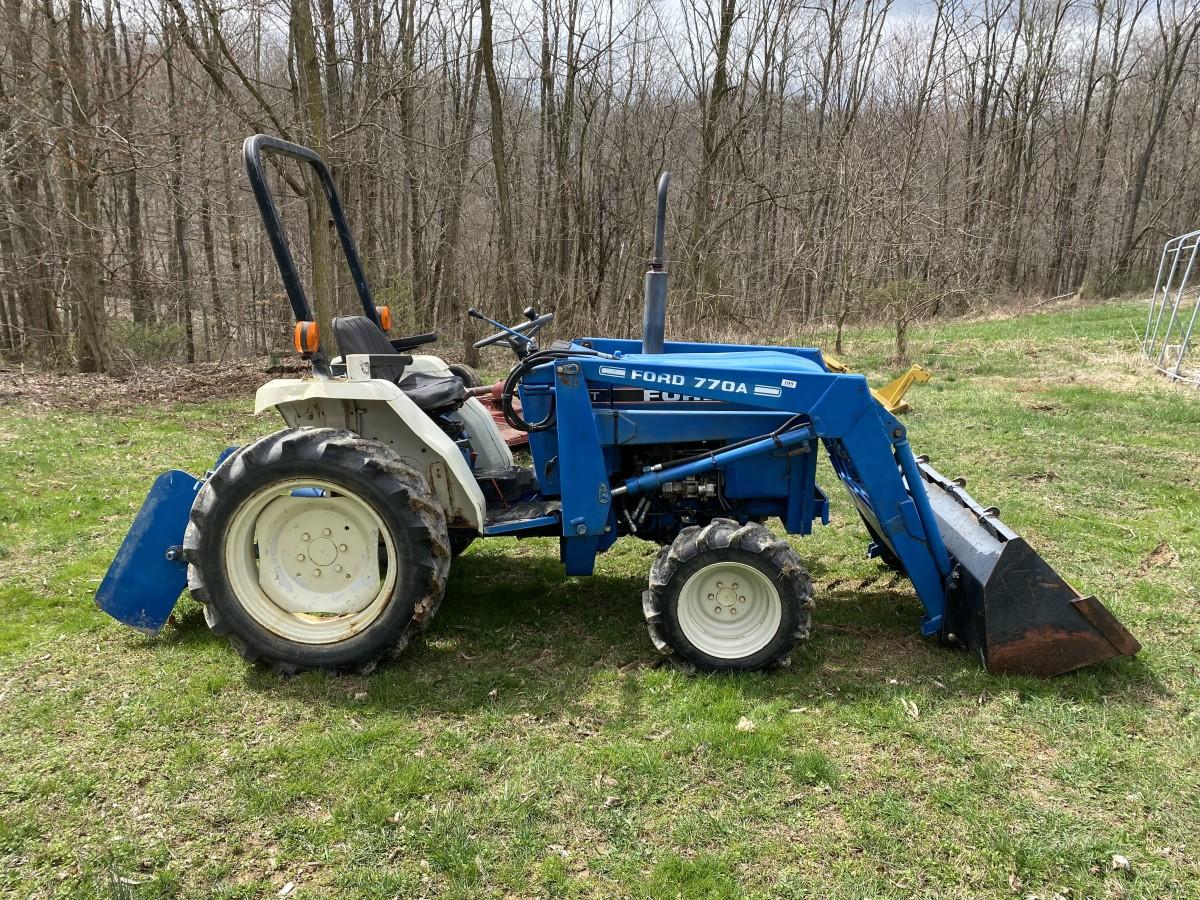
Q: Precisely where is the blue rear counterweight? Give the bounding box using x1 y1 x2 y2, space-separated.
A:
95 469 201 633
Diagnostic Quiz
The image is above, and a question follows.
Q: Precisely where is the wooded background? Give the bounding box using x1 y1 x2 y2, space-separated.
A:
2 0 1198 372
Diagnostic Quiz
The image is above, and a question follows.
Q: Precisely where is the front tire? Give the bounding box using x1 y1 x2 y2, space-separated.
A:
643 519 813 672
448 363 482 389
183 428 451 674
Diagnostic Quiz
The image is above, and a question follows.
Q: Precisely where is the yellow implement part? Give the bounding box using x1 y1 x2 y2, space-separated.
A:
823 354 932 414
874 364 932 414
822 354 851 374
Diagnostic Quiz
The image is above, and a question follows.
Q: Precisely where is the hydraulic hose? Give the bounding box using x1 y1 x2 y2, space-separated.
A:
656 413 810 469
501 347 605 433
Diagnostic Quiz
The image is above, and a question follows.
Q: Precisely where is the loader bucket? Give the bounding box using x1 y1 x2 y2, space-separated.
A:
917 461 1140 677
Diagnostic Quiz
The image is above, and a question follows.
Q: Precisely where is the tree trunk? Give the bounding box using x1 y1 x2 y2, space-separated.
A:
1116 15 1200 270
222 149 244 340
2 0 63 362
432 39 483 324
117 3 152 325
200 144 227 346
689 0 737 300
398 0 425 317
480 0 520 317
165 19 195 363
291 0 336 342
52 0 113 371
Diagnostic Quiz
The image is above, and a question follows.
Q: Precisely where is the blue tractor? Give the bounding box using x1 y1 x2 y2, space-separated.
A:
97 136 1139 677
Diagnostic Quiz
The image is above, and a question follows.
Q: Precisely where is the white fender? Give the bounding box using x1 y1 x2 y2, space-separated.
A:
254 361 489 530
404 356 513 471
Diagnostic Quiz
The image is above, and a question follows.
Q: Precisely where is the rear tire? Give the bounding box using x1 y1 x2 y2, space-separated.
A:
643 519 813 672
183 428 451 674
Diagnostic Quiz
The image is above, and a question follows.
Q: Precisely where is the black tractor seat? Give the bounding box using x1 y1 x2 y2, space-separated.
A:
332 315 466 413
395 371 467 412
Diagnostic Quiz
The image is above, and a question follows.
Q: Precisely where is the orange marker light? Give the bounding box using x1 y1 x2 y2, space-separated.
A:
376 306 392 331
294 320 319 354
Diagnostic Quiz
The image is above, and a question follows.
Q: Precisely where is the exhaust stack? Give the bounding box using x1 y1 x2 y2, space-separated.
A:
642 172 671 353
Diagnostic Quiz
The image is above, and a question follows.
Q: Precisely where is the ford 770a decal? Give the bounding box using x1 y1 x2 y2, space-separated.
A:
596 365 784 399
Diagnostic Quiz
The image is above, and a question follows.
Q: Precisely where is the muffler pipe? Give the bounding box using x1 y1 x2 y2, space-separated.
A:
642 172 671 354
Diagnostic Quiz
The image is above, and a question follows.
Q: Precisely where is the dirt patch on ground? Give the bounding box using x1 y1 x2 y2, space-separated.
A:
1140 541 1182 573
993 348 1176 397
1024 470 1058 483
1060 368 1162 394
0 360 306 411
1022 399 1064 414
1061 345 1191 395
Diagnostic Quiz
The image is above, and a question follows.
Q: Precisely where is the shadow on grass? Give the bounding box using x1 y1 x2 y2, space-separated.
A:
162 542 1161 721
811 585 1160 701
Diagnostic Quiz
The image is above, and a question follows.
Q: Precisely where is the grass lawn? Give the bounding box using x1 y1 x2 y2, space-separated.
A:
1 300 1198 899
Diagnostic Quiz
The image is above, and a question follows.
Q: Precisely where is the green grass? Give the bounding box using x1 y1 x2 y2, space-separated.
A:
1 300 1198 898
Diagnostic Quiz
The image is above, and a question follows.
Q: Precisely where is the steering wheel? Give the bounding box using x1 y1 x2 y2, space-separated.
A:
468 306 554 356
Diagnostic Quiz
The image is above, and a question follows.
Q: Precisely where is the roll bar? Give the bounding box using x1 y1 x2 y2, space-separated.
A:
242 135 382 334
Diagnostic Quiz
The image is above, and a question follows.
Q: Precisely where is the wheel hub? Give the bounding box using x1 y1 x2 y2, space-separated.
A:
676 561 781 659
307 536 339 567
246 492 391 617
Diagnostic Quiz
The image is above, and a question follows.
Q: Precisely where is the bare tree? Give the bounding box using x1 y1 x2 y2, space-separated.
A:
1 0 1198 372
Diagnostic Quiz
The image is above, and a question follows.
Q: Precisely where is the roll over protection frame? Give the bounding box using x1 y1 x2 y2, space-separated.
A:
242 135 384 371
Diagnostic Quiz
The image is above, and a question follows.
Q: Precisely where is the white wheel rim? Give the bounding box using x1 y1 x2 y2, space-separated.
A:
676 561 782 660
223 478 399 644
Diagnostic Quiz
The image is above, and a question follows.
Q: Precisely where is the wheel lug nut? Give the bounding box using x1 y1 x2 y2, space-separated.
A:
707 593 715 601
714 606 722 614
339 544 348 552
312 569 321 577
739 596 746 603
302 533 310 542
297 554 305 562
334 564 343 573
322 528 331 536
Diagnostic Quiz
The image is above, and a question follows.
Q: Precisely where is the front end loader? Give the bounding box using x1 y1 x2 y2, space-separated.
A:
96 136 1139 677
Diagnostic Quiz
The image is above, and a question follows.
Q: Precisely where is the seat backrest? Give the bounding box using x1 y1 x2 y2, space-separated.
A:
332 315 407 381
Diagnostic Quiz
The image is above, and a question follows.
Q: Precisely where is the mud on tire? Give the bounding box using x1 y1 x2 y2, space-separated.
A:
183 427 451 675
642 518 813 672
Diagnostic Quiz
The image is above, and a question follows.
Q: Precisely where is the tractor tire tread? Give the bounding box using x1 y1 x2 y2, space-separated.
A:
183 427 450 675
642 518 813 672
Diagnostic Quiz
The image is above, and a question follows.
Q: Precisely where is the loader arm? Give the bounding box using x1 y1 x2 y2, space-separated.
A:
573 352 953 631
570 349 1138 675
